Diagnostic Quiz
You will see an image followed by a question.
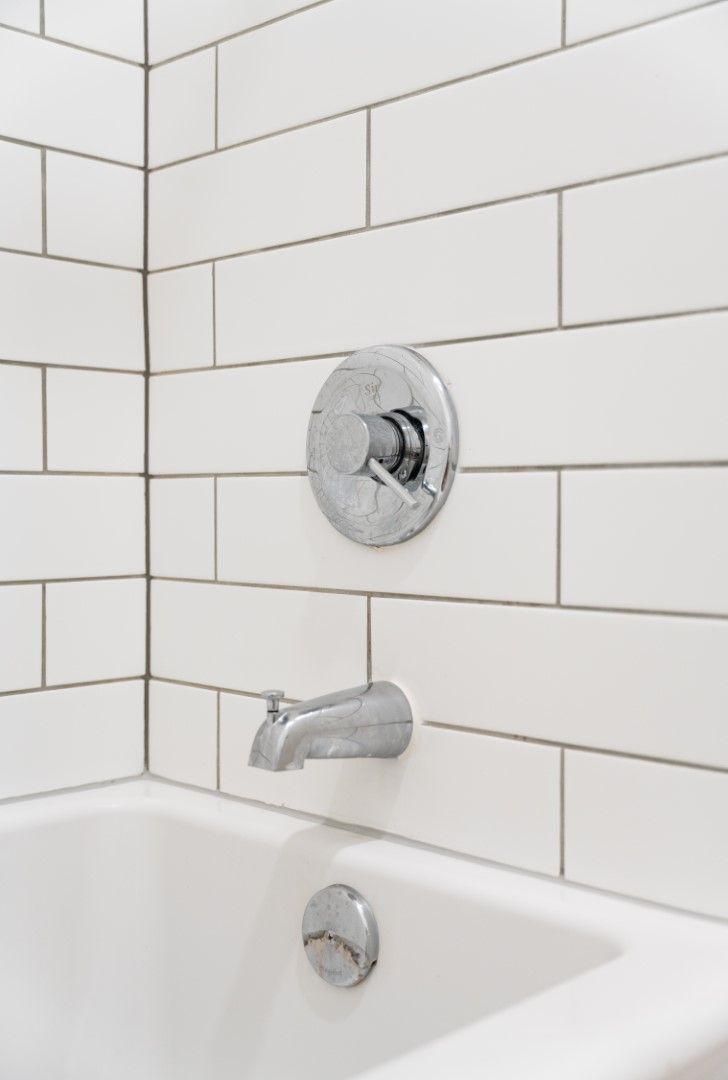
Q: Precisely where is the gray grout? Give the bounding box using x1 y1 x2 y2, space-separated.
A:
561 0 567 46
148 0 723 96
559 748 565 875
0 357 144 375
147 303 728 375
0 675 142 700
366 595 372 681
0 469 144 477
364 108 371 228
0 574 144 587
214 46 219 151
148 674 728 778
40 149 47 253
40 368 48 470
213 477 218 580
0 132 144 171
40 584 46 687
149 0 340 69
142 0 151 773
556 191 563 326
148 461 728 480
0 17 144 67
0 242 143 274
211 263 217 365
146 148 728 273
37 1 44 36
150 574 728 623
556 471 562 604
216 691 221 790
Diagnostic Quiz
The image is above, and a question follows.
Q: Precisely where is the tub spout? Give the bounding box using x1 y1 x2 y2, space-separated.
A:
248 682 412 772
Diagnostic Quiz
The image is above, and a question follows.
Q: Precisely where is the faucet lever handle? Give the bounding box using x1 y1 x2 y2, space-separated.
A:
261 689 285 721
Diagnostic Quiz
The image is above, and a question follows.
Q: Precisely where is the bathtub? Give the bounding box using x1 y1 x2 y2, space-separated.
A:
1 779 727 1080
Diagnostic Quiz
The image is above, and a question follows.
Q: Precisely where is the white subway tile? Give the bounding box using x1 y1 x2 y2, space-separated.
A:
149 113 366 269
372 599 728 769
148 50 215 168
0 251 144 369
149 679 217 789
430 313 728 467
45 578 146 684
46 152 143 268
148 264 213 372
0 681 144 799
149 358 338 473
44 0 144 62
372 5 728 223
218 0 561 145
148 0 307 64
0 0 39 31
563 158 728 324
562 467 728 615
0 585 41 692
0 476 144 580
221 693 561 875
150 478 215 579
151 580 366 699
566 0 708 43
565 752 728 918
0 365 42 470
218 474 557 603
0 29 143 163
0 141 41 251
216 197 557 364
46 369 144 472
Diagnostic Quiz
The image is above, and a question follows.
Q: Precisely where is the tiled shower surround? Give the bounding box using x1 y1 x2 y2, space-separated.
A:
1 0 727 920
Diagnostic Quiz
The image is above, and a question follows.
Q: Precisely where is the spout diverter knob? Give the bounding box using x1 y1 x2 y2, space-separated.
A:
261 689 285 721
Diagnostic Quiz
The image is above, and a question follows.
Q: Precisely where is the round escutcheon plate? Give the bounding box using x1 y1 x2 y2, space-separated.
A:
306 344 458 546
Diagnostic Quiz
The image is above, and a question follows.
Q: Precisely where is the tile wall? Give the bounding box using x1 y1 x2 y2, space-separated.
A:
147 0 728 920
2 0 727 922
0 8 145 798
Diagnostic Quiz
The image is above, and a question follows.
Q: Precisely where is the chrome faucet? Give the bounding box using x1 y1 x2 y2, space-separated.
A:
248 682 413 772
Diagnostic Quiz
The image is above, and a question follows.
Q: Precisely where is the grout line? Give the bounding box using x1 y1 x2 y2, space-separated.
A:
424 720 728 777
40 368 48 470
0 243 143 274
40 584 46 687
365 108 371 228
147 304 728 374
0 18 144 67
213 477 218 580
0 675 142 700
559 749 565 875
149 676 728 778
146 147 728 271
561 0 567 46
211 263 217 365
214 46 219 150
216 691 221 790
0 574 144 586
0 132 144 170
0 358 143 375
556 191 563 327
148 461 728 480
147 0 723 87
40 149 47 254
150 575 728 622
0 468 144 477
556 471 562 604
142 0 151 773
366 596 372 680
149 0 341 68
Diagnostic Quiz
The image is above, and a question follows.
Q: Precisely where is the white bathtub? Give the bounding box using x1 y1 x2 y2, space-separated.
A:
1 779 728 1079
